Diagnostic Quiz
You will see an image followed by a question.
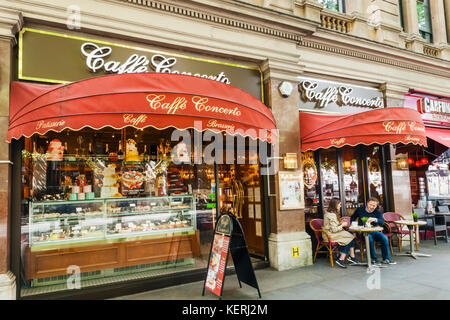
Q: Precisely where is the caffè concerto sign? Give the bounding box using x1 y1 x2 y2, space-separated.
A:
298 77 385 113
19 28 262 100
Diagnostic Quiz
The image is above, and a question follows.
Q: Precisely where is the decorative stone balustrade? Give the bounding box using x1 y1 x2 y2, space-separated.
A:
320 11 353 33
423 45 441 57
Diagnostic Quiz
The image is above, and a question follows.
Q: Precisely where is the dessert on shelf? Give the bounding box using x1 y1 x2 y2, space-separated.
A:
101 164 121 198
46 139 64 161
125 138 140 162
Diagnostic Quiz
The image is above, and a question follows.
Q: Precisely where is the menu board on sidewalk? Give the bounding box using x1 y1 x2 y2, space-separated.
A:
202 212 261 299
205 233 230 296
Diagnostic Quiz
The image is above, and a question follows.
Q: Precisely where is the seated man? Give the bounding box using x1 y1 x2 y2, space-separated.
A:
351 197 396 265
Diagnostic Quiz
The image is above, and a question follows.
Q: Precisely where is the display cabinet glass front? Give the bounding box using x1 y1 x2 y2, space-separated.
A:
105 195 195 238
29 199 105 246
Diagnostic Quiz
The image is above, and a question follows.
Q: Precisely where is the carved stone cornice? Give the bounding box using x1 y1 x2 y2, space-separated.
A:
298 37 450 79
118 0 307 43
0 8 23 45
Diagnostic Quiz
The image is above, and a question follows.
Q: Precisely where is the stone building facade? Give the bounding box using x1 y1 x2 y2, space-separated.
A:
0 0 449 299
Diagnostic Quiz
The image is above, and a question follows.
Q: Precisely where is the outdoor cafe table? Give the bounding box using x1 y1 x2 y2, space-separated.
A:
349 225 385 269
394 220 431 259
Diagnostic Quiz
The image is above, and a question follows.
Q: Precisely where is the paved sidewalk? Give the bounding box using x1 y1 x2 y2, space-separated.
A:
113 240 450 300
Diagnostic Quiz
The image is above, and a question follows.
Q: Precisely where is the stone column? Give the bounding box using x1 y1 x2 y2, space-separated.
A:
261 58 312 271
345 0 365 15
294 0 322 23
0 8 22 300
401 0 426 52
446 0 450 43
429 0 447 45
382 82 415 246
401 0 420 35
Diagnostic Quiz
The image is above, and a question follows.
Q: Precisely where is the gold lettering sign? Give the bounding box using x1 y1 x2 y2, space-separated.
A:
146 94 187 114
206 120 235 131
145 95 242 117
123 114 147 126
383 121 425 134
330 138 346 145
36 120 66 130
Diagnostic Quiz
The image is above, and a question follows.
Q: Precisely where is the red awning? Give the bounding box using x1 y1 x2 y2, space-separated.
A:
300 108 427 151
7 73 276 142
426 127 450 148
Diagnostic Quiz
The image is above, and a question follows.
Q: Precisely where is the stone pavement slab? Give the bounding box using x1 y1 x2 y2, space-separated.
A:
112 240 450 300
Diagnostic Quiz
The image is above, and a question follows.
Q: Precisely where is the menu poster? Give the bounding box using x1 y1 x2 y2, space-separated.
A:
278 171 304 210
205 233 230 297
203 212 261 299
121 165 145 196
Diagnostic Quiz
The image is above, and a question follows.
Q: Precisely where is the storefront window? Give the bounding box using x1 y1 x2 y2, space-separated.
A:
20 126 264 296
367 145 384 206
320 149 340 211
342 146 363 216
426 149 450 198
302 151 319 219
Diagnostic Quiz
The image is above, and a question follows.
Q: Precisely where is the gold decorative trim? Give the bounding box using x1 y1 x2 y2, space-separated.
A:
302 140 426 151
18 28 265 101
8 123 274 143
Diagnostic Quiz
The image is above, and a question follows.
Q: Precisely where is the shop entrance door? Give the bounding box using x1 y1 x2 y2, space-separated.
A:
217 164 265 258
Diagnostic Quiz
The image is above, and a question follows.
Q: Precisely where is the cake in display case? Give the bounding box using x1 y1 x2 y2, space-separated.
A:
105 195 195 237
28 195 196 247
29 199 105 246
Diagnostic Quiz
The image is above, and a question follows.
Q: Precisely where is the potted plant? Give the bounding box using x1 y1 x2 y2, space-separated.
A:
412 212 418 222
361 217 368 227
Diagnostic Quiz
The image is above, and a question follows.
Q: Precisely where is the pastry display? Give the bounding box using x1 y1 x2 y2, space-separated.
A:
167 167 187 195
125 139 140 162
122 170 144 190
46 139 64 161
101 164 121 198
28 133 198 246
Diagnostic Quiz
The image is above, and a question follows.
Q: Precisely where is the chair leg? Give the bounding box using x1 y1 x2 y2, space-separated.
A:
313 244 320 262
329 246 334 267
389 238 393 255
434 230 437 245
398 236 402 253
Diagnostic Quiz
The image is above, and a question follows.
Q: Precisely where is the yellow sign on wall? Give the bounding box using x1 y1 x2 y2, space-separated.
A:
291 246 300 258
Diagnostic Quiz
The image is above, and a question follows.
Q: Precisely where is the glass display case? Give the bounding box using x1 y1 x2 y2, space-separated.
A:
105 195 196 238
29 199 105 246
29 195 196 246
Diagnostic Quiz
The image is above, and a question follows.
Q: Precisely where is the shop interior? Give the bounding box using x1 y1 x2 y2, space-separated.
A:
405 138 450 209
19 126 266 296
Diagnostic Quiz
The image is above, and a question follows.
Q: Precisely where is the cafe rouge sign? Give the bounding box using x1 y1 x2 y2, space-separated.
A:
298 77 385 113
18 28 262 100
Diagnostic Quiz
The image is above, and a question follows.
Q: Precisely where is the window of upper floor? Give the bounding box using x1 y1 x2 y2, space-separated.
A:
317 0 345 13
417 0 433 43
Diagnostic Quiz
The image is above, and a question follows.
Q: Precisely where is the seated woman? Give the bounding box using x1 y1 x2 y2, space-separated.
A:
323 198 358 268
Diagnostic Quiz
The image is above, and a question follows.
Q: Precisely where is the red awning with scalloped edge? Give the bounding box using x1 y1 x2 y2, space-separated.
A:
7 73 277 142
300 108 427 151
426 127 450 148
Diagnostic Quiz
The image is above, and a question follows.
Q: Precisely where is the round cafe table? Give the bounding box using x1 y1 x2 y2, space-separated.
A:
394 220 431 259
348 225 385 269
